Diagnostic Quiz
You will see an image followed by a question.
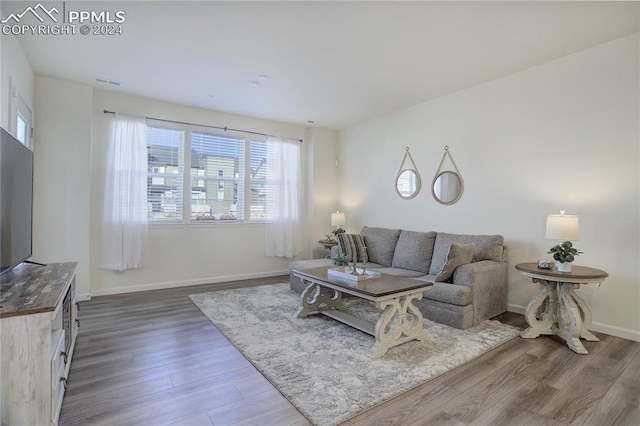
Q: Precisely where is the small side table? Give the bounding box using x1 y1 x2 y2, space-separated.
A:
515 262 608 354
318 239 338 259
318 239 338 250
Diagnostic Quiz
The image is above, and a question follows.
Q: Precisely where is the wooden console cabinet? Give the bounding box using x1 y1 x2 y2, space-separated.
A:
0 262 79 425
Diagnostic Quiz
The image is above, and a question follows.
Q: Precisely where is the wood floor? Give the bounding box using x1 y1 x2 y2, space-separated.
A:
59 277 640 426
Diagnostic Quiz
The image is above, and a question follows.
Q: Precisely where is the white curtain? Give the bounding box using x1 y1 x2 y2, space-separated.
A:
265 137 301 258
99 114 148 272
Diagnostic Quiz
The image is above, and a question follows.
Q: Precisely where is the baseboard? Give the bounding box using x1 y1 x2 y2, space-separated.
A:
507 303 640 343
507 303 526 315
90 270 290 297
588 322 640 343
77 293 92 302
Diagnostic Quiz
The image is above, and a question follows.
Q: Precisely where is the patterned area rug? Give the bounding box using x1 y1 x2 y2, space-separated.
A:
189 283 519 426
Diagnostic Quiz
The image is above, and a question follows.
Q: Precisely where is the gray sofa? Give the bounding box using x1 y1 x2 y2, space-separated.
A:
289 226 508 329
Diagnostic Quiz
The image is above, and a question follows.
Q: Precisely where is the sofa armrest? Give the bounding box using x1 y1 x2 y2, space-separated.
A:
452 260 508 323
452 260 506 288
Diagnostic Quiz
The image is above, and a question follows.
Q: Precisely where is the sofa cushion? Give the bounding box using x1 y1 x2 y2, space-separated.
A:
392 230 437 274
360 226 401 267
435 243 475 282
336 233 368 262
429 233 504 275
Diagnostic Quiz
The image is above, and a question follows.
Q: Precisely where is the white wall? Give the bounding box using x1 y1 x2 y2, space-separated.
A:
33 76 92 297
29 77 336 298
338 34 640 341
305 127 339 259
0 33 33 131
90 90 316 296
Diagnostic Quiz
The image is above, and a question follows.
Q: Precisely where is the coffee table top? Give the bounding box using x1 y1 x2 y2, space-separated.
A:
292 267 432 298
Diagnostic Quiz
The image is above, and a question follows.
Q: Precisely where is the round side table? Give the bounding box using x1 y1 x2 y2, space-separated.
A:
318 239 338 259
515 262 608 354
318 239 338 250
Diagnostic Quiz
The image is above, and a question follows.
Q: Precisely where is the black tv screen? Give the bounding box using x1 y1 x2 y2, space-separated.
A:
0 127 33 273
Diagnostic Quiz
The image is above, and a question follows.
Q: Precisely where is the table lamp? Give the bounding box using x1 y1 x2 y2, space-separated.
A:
545 210 580 272
331 211 345 231
545 210 579 242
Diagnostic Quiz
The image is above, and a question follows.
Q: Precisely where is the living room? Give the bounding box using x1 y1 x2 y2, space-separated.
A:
1 1 638 425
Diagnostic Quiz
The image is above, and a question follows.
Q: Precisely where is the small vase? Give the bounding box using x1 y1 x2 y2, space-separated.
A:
557 262 572 272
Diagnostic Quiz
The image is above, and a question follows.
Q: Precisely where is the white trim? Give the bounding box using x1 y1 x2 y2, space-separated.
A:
77 293 92 302
589 322 640 343
508 303 640 343
90 270 290 297
507 303 527 315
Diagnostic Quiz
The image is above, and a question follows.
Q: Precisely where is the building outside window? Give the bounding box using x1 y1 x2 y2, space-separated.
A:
146 126 184 221
145 122 280 224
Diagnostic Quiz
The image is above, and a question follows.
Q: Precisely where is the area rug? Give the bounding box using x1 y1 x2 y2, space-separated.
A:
189 283 520 426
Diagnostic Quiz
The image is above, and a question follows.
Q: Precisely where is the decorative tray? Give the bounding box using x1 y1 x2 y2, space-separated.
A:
327 267 381 281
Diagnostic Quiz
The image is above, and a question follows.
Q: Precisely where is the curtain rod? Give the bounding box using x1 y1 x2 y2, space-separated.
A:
102 110 303 143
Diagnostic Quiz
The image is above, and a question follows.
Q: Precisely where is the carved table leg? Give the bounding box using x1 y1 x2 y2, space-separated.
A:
521 278 557 339
571 289 599 342
556 282 589 354
295 280 344 318
372 292 426 358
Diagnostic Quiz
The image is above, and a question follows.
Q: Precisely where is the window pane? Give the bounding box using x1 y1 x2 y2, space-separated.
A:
191 131 244 222
250 140 268 220
147 126 184 221
16 113 27 145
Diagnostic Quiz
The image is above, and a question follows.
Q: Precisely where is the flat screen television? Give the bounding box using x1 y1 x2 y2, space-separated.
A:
0 127 33 273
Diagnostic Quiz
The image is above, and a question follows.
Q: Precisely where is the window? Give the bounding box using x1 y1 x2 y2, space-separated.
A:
146 126 184 222
250 140 268 220
145 122 298 225
9 79 32 148
190 131 244 221
16 113 27 145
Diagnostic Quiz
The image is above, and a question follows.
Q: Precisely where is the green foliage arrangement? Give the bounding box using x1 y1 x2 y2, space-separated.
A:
548 241 583 264
331 252 351 267
332 228 345 237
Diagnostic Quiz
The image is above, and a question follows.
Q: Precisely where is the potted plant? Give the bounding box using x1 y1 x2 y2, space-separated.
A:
331 252 351 270
548 241 583 272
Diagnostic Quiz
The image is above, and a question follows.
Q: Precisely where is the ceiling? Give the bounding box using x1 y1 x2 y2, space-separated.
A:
4 1 639 129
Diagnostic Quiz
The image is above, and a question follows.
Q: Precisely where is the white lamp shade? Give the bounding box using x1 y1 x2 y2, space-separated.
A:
546 213 579 241
331 211 345 227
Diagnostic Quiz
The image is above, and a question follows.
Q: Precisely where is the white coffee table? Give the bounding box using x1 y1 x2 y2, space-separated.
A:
291 267 432 358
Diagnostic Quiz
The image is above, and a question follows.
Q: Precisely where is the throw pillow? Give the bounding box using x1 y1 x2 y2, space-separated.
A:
435 243 475 282
360 226 401 267
392 230 437 274
429 233 504 275
337 233 369 263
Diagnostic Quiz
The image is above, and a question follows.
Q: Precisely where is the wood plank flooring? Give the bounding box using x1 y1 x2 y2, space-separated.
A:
59 278 640 426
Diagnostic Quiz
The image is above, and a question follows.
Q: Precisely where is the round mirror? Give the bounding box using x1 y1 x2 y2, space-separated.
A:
432 171 463 205
396 169 421 199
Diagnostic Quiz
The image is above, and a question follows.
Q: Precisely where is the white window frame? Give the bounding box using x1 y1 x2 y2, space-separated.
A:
147 122 276 226
8 76 33 149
